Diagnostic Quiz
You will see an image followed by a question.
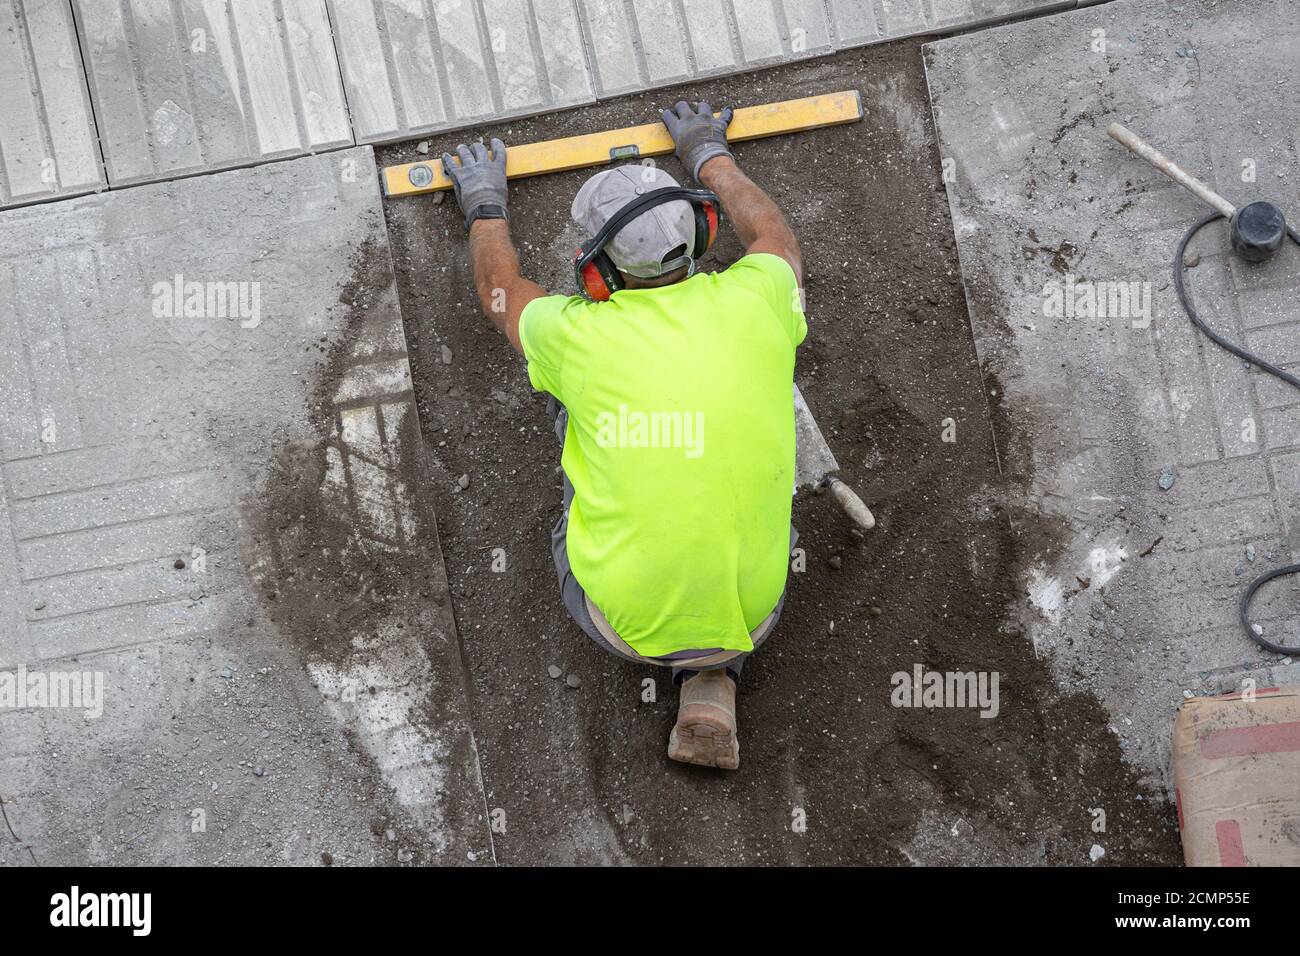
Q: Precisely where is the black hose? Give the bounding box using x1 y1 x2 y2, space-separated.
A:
1239 564 1300 655
1174 213 1300 655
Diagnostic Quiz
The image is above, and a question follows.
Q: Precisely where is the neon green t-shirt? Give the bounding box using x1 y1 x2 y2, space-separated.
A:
519 253 807 657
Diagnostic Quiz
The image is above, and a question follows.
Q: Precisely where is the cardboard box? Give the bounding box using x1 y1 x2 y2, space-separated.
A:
1173 685 1300 866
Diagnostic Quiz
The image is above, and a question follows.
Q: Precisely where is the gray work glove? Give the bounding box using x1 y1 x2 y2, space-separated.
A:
661 101 734 181
441 138 509 229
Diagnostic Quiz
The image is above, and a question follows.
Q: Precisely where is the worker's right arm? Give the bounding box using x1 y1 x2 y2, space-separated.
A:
661 100 803 286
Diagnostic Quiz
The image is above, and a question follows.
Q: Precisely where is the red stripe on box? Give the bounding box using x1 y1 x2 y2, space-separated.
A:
1199 721 1300 759
1216 820 1246 866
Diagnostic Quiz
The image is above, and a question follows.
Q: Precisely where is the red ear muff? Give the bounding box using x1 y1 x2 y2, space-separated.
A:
580 259 612 301
689 200 720 259
574 243 621 300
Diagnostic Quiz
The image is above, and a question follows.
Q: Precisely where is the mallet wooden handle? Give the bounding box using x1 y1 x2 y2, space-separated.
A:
1107 122 1235 218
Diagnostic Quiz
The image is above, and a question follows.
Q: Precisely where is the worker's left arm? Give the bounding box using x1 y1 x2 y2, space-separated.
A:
443 139 547 354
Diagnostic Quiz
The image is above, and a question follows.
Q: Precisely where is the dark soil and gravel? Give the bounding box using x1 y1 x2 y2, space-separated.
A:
375 39 1182 864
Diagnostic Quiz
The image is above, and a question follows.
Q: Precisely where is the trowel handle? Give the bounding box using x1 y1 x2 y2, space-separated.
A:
827 477 875 532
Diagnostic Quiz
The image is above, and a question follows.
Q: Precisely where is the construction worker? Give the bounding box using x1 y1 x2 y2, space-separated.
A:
443 101 805 770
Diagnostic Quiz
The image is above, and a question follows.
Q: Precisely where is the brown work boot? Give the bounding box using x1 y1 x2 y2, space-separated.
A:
668 669 739 770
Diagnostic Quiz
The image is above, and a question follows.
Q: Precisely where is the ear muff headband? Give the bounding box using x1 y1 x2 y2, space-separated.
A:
573 187 721 300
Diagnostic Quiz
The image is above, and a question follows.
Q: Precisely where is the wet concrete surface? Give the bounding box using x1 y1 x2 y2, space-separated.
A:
378 39 1181 864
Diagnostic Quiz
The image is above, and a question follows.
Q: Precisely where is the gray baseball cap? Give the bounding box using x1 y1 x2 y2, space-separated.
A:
571 165 696 279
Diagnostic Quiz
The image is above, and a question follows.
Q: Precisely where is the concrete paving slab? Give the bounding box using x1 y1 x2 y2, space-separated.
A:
0 146 490 864
1 0 1103 199
928 0 1069 33
925 0 1300 784
328 0 596 143
0 0 104 209
69 0 352 185
580 0 836 96
578 0 1074 97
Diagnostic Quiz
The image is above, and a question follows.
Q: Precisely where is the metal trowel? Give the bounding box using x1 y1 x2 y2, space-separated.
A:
793 384 875 532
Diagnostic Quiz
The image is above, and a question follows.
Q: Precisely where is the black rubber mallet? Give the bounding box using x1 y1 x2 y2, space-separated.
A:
1108 122 1293 262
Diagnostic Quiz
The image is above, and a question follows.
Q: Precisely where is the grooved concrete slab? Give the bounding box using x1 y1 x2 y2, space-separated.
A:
328 0 595 143
0 146 490 864
581 0 836 95
0 0 103 208
1 0 1091 198
578 0 1073 97
926 0 1300 785
69 0 353 185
